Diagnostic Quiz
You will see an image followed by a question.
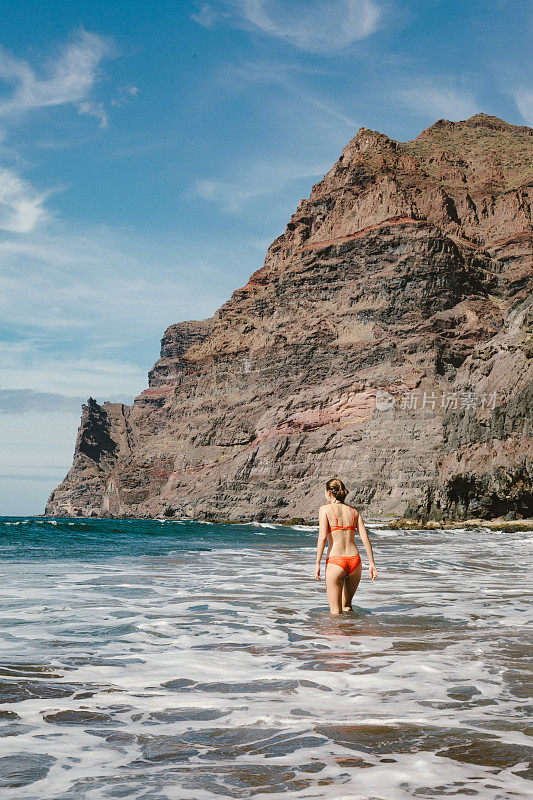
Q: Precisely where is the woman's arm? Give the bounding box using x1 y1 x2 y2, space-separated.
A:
315 507 329 581
357 512 378 581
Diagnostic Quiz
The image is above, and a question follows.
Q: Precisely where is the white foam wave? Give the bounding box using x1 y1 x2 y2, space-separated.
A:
290 524 318 531
1 525 530 799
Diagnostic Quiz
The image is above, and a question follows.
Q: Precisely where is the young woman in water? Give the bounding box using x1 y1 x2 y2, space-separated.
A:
315 477 378 614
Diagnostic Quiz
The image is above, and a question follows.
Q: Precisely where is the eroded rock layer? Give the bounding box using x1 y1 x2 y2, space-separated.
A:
46 115 533 520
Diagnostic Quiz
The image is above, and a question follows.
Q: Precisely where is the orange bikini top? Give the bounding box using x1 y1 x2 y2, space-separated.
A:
329 502 356 531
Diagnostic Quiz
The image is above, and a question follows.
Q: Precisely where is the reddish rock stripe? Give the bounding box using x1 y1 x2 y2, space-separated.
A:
296 217 422 252
486 230 533 249
168 410 377 477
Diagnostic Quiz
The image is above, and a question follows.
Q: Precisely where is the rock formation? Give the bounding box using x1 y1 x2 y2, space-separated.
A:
46 114 533 521
424 293 533 519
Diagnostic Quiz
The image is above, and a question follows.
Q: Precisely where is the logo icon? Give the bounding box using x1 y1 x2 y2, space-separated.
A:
376 390 395 411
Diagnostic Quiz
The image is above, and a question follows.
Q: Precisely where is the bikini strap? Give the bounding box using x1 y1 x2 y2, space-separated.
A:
352 507 356 527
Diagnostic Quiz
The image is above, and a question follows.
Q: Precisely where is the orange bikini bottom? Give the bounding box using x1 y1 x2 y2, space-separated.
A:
325 554 362 575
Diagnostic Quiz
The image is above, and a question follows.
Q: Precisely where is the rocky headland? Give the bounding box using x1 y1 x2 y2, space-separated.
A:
46 114 533 522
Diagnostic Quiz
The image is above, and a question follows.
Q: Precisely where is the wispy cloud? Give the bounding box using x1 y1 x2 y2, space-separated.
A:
0 216 253 514
191 2 231 28
0 166 50 232
0 339 146 398
192 0 383 52
397 80 480 121
0 30 113 123
0 408 86 514
0 344 140 513
78 83 139 125
0 389 134 415
0 411 81 471
242 0 382 52
216 57 332 89
194 55 359 215
0 223 226 339
77 99 109 128
218 58 357 128
110 83 140 108
194 156 330 213
513 88 533 126
0 33 138 232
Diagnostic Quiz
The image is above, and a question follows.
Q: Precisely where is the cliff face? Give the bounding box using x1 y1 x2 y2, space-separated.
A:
46 115 533 521
426 294 533 519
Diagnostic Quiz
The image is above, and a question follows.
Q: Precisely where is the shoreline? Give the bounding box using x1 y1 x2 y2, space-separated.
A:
386 517 533 532
29 513 533 532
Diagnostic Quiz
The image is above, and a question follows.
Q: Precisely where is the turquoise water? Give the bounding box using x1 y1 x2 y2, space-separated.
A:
0 517 311 561
0 517 531 799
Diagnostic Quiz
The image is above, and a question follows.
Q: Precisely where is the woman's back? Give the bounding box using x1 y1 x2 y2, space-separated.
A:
325 502 359 556
327 502 357 530
316 478 378 614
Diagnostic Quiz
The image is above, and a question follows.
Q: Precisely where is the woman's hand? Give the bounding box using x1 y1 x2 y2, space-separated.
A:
369 564 378 581
315 562 321 581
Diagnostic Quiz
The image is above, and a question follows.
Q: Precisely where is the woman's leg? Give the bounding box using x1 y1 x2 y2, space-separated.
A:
341 563 362 610
325 563 346 614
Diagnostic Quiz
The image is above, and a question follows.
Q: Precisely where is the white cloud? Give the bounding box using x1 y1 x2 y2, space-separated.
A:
110 83 140 108
194 156 331 212
192 61 359 215
77 99 108 128
0 223 228 340
297 91 357 129
0 33 136 232
237 0 382 52
0 29 112 121
0 409 84 514
191 3 231 27
201 0 382 53
218 58 357 127
0 411 81 475
0 215 260 515
193 58 360 215
398 81 480 121
192 0 382 51
0 338 146 397
0 218 257 515
513 88 533 126
0 166 49 232
0 389 133 416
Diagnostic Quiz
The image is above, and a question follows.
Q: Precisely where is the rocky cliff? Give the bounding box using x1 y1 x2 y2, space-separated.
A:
46 114 533 521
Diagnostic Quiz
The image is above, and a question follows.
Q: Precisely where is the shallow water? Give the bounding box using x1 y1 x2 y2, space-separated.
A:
0 517 531 799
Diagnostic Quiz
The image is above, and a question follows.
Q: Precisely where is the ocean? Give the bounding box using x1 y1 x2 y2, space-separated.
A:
0 517 531 799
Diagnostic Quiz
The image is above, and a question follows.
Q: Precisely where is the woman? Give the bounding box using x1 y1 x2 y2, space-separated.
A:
315 477 378 614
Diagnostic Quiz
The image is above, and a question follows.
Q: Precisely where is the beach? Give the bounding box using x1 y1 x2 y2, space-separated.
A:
0 517 531 799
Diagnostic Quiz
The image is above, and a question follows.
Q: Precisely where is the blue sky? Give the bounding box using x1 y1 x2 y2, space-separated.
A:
0 0 531 514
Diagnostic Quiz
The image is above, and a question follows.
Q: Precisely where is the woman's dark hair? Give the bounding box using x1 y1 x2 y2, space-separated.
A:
326 477 348 503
